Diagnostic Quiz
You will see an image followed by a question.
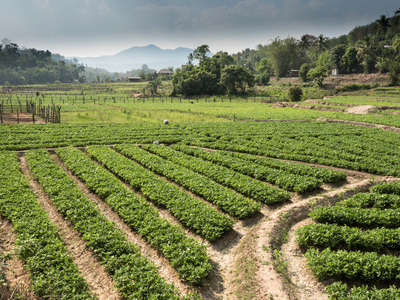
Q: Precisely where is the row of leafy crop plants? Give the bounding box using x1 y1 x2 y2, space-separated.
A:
296 181 400 299
0 143 346 299
2 121 400 178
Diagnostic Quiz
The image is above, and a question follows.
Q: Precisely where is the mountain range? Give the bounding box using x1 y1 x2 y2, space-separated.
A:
72 44 194 72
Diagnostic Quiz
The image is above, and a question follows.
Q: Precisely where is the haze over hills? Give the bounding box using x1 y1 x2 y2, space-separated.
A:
71 44 195 72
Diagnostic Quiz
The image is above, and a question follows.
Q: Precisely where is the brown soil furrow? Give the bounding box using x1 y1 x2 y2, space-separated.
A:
317 117 400 132
0 216 36 300
252 177 381 300
282 218 329 300
19 156 120 300
52 153 198 297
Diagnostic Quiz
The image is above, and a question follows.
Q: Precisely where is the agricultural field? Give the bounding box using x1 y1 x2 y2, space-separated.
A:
1 79 400 299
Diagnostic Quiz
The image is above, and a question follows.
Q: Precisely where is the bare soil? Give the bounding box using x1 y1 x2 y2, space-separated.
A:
345 105 376 114
0 216 36 300
0 113 45 124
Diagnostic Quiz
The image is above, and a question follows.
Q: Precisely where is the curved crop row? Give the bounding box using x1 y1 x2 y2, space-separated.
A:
305 248 400 281
86 145 234 241
0 151 96 299
142 144 290 204
327 282 400 300
336 192 400 209
171 144 322 193
370 181 400 195
309 206 400 228
216 149 347 183
26 149 188 299
296 223 400 251
56 146 211 284
115 144 261 219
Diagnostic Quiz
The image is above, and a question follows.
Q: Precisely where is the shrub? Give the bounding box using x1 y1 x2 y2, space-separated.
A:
288 86 303 102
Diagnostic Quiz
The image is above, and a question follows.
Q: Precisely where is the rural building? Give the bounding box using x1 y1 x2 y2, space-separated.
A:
128 77 141 82
157 69 174 75
332 69 339 76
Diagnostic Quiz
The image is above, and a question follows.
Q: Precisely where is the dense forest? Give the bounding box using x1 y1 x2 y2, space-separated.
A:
1 8 400 89
0 39 85 85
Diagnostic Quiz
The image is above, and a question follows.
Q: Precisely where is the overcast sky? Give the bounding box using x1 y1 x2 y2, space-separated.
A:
1 0 399 57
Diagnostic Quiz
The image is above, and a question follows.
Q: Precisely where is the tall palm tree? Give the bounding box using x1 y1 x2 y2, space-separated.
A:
375 15 391 57
298 35 312 52
394 8 400 31
314 34 328 54
356 35 377 73
356 35 375 59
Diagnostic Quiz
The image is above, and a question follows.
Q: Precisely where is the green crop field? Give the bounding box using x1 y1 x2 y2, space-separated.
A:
1 82 400 299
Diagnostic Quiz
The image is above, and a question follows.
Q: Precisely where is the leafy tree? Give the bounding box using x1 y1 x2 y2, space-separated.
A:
172 64 220 96
207 51 234 80
388 61 400 86
307 67 327 87
255 72 270 86
220 65 255 94
256 58 271 74
342 46 360 73
267 37 300 77
329 44 346 72
299 63 310 82
316 51 331 69
193 45 211 66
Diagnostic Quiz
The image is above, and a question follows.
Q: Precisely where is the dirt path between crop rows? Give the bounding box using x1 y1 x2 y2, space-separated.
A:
252 174 398 300
20 156 121 300
3 149 399 299
0 216 36 300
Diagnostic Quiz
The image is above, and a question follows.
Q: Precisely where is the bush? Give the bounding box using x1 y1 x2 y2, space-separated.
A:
288 86 303 102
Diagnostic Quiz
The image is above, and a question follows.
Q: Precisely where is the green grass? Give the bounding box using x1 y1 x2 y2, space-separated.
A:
3 82 400 127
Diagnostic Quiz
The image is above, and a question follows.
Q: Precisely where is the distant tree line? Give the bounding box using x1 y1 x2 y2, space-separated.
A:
230 8 400 86
0 38 85 85
170 7 400 96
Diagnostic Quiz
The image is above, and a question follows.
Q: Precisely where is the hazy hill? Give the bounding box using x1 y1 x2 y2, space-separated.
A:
72 44 194 72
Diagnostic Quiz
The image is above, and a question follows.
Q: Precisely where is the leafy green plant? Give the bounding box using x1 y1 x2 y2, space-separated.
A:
145 144 291 203
115 144 261 218
57 146 212 284
172 144 325 193
0 151 95 299
86 145 234 241
26 149 187 298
